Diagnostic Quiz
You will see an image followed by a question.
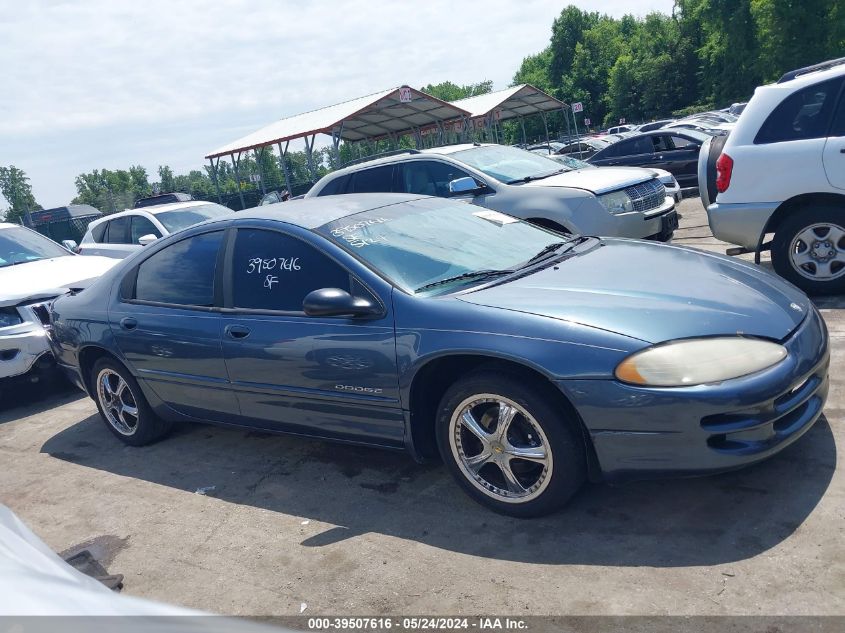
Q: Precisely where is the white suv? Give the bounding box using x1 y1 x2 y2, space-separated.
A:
79 200 234 259
703 57 845 294
306 143 678 241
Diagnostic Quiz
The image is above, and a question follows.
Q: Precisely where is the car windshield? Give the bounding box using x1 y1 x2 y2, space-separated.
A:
155 203 233 233
317 198 575 295
451 145 566 183
0 226 71 268
545 155 595 170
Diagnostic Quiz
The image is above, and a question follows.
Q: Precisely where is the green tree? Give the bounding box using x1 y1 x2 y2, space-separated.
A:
751 0 840 82
157 165 176 193
0 166 41 224
548 6 600 88
420 80 493 102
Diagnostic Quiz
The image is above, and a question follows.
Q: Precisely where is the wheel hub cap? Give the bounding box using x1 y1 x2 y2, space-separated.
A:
449 395 554 504
790 223 845 281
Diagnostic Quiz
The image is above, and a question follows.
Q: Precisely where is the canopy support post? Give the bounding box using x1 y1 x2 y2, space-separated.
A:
541 111 551 146
254 148 267 196
331 122 344 167
520 116 527 145
208 158 223 204
304 134 318 182
230 152 246 210
277 141 292 196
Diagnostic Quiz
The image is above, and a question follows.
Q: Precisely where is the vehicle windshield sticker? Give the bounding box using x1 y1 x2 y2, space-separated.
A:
472 210 518 226
331 217 389 248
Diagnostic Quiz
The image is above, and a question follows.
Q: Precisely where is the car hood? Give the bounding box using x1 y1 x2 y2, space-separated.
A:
0 255 117 304
522 168 653 195
457 239 809 344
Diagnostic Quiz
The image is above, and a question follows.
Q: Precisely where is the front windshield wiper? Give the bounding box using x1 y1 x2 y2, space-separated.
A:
521 236 592 267
507 169 565 185
415 269 516 293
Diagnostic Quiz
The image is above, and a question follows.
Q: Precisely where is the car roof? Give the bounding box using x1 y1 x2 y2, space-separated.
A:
86 200 226 227
236 193 430 229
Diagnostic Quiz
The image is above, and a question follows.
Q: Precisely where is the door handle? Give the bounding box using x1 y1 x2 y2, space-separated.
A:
225 324 251 340
840 148 845 154
119 317 137 331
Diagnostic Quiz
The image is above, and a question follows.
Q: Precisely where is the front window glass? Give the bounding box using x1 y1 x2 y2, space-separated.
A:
317 198 574 294
399 161 472 196
155 203 232 234
0 226 71 267
231 229 351 312
451 145 564 183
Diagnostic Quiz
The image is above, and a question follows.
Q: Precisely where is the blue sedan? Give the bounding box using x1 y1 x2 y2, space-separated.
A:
49 194 829 516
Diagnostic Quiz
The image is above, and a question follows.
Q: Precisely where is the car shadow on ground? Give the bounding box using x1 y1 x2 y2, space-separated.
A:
41 411 836 568
0 378 82 421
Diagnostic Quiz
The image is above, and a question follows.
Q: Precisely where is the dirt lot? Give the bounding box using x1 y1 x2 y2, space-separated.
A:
1 197 843 616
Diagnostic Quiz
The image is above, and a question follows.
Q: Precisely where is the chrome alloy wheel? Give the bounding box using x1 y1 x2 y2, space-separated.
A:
449 394 553 503
96 368 139 436
789 222 845 281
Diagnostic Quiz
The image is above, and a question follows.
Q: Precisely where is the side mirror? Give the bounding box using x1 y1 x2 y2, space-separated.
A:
138 234 158 246
61 240 78 252
302 288 381 318
449 177 485 196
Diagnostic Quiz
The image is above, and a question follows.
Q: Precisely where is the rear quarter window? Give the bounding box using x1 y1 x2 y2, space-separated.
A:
755 77 844 144
317 174 351 196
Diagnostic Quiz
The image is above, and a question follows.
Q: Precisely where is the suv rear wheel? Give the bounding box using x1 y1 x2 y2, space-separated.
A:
772 205 845 295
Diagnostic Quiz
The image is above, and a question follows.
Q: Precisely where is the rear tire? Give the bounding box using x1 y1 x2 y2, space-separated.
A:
435 370 586 517
772 205 845 295
91 357 172 446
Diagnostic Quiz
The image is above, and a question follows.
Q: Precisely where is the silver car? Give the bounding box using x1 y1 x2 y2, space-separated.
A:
78 201 234 258
305 144 677 240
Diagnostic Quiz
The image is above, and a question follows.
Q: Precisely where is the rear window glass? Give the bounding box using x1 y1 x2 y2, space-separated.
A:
317 174 351 196
106 217 130 244
91 222 107 243
347 166 395 193
755 77 844 144
134 231 222 306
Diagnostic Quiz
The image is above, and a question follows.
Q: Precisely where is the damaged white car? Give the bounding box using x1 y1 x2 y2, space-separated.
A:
0 223 116 391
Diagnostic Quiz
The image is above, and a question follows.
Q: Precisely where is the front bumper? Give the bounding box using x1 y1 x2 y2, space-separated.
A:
558 307 829 480
596 195 677 241
707 201 779 250
0 327 53 380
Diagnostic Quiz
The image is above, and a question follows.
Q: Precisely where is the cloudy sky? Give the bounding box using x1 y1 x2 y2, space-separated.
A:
1 0 674 208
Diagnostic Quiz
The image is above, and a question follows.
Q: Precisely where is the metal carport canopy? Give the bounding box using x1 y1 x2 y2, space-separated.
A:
204 86 472 159
449 83 568 121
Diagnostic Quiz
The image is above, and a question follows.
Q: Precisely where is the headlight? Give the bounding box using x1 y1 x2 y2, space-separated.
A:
0 308 23 329
615 338 787 387
598 190 634 215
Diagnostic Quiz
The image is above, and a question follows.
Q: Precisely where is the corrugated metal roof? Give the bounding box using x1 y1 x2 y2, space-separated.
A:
451 84 567 120
205 86 471 159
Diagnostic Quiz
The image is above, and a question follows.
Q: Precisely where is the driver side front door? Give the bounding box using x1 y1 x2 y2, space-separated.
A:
220 227 404 447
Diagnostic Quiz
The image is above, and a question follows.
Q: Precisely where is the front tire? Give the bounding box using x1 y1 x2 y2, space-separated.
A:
435 370 586 517
772 205 845 295
91 357 172 446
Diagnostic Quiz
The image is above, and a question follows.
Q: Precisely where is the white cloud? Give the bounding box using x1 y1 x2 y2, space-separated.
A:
0 0 674 206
